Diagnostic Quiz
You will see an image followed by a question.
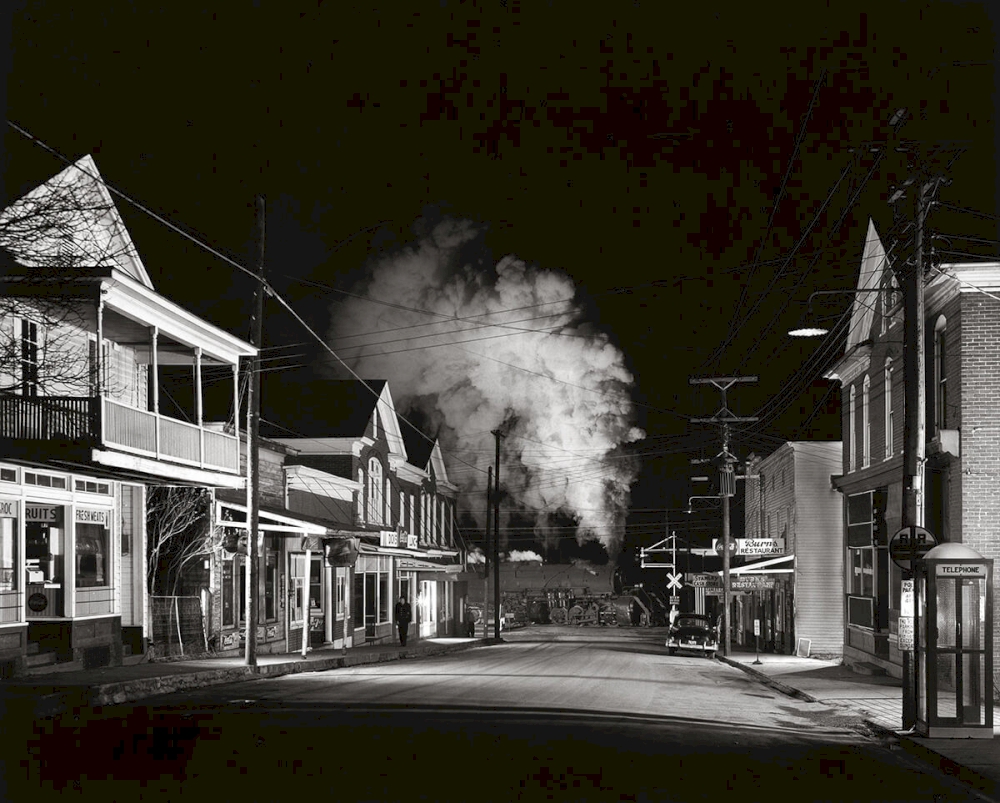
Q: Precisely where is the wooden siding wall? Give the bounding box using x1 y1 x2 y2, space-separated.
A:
791 442 844 655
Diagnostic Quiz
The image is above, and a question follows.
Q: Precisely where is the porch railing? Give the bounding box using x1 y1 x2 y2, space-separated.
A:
0 394 98 441
105 398 239 473
0 393 238 474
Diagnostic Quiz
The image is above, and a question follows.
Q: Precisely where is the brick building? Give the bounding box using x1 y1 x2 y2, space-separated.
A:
827 218 1000 681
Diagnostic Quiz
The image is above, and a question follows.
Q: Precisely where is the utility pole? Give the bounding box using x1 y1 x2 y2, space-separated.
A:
484 465 492 639
491 429 504 640
245 195 265 668
691 376 758 657
895 169 948 729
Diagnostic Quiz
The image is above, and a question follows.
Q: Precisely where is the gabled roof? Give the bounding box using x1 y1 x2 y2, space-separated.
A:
400 418 434 469
262 377 406 458
0 155 153 288
845 218 887 353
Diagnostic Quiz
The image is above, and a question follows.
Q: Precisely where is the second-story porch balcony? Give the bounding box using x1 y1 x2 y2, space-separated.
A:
0 264 256 488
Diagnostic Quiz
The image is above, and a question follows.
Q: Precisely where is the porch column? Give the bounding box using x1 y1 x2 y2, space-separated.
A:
232 363 241 474
150 326 160 457
96 297 105 441
194 347 204 466
325 557 334 644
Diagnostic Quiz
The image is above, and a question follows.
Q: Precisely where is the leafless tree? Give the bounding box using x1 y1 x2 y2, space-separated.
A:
145 485 214 597
0 156 138 397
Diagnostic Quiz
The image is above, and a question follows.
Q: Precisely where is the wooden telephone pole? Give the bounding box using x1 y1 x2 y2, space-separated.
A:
245 195 265 668
691 376 758 657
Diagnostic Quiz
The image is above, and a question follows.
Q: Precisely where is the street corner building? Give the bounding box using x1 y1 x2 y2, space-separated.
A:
0 155 255 674
825 218 1000 684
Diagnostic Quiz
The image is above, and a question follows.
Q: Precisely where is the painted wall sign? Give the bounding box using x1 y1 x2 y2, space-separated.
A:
935 563 986 577
25 506 60 524
0 500 16 517
75 507 110 527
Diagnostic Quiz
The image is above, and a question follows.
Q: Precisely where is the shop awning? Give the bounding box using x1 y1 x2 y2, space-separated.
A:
214 499 358 538
717 554 794 575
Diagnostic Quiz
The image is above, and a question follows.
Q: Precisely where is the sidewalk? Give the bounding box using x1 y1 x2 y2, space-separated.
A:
0 636 492 720
721 650 1000 801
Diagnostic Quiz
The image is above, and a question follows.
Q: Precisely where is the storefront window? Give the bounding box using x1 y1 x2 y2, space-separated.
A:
264 547 278 622
76 522 108 588
378 571 389 622
353 572 364 628
0 515 16 591
846 488 887 629
309 554 322 610
26 506 63 584
336 570 346 617
222 558 235 627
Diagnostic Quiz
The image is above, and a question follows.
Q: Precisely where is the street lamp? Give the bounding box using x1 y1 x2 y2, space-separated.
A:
685 495 722 515
787 289 877 337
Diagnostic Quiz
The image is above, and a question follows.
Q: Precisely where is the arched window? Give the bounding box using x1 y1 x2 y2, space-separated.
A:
884 358 893 459
367 457 383 524
357 468 364 520
862 375 871 468
934 316 948 432
849 385 856 473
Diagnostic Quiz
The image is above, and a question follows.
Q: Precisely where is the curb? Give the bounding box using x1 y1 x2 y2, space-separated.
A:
719 655 1000 802
716 654 821 703
12 639 489 718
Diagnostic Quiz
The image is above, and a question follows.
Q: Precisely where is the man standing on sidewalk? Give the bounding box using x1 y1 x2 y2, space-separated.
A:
394 595 412 647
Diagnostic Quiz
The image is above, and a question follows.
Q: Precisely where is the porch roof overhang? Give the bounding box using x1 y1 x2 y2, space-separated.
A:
214 498 360 538
716 554 794 575
102 268 256 366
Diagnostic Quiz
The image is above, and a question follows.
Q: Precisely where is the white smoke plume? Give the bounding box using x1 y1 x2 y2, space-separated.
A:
325 216 645 556
506 550 544 563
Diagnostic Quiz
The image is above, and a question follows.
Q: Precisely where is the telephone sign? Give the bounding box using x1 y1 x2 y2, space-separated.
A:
889 526 938 572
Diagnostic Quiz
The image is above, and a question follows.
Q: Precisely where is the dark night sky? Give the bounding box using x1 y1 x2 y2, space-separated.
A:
3 1 998 558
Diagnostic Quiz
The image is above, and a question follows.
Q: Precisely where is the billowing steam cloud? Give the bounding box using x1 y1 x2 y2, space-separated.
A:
325 217 644 556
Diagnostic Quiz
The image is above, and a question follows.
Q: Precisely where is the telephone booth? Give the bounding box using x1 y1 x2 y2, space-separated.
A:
915 543 993 738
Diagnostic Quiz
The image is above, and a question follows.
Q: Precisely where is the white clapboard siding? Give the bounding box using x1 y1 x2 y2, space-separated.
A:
791 442 844 655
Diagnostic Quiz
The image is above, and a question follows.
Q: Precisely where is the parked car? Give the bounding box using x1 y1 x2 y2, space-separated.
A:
666 613 718 658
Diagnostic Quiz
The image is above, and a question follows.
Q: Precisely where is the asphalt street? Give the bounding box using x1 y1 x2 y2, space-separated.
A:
10 627 993 802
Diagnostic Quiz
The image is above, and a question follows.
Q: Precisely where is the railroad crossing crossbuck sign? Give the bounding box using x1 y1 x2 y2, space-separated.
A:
665 573 683 591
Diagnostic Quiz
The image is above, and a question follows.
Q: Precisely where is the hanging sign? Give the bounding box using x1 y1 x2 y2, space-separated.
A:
75 507 110 527
736 538 785 556
380 530 399 548
889 526 937 571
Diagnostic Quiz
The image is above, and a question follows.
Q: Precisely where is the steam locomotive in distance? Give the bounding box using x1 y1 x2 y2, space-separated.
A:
463 561 669 628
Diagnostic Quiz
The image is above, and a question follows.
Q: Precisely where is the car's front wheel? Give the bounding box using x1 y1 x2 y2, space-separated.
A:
707 651 716 659
667 647 676 656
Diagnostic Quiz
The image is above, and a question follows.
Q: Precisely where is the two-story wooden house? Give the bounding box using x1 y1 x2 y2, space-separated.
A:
0 155 255 674
828 218 1000 679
